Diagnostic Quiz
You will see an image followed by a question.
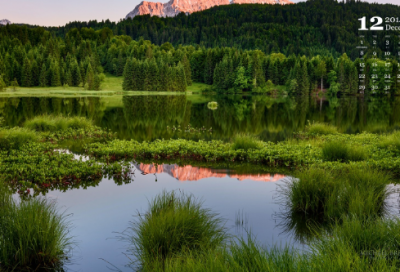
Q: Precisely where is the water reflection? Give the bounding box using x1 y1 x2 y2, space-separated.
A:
135 163 286 182
1 95 400 141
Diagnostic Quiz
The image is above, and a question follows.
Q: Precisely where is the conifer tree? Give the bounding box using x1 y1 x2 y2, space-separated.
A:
39 64 47 87
123 58 133 91
142 61 150 92
71 60 82 87
21 58 32 87
204 51 214 85
181 54 192 86
0 75 6 92
176 62 187 92
51 61 61 87
85 63 95 90
148 59 159 91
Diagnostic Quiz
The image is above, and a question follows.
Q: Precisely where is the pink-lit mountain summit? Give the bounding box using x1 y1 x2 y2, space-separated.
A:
126 0 293 19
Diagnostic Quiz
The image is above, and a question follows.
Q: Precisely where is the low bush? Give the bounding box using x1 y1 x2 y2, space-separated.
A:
0 186 72 270
0 127 39 150
123 190 228 267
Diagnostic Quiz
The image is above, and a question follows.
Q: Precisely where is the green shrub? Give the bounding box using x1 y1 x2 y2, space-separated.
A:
232 134 263 151
24 115 93 132
124 190 228 267
0 195 72 270
0 127 39 150
322 141 366 162
306 122 338 135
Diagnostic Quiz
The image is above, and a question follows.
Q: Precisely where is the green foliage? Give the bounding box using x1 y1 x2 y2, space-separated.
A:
314 216 400 266
24 115 94 132
322 141 366 162
0 193 72 270
306 122 338 135
0 127 39 150
379 131 400 153
124 190 228 267
207 101 218 110
280 167 392 222
232 134 263 151
0 75 6 92
281 168 335 216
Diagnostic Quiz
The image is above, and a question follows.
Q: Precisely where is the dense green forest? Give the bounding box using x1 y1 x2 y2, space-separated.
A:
51 0 400 58
0 0 399 94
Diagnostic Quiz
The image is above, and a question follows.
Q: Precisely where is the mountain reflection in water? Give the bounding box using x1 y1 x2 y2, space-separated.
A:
136 163 286 182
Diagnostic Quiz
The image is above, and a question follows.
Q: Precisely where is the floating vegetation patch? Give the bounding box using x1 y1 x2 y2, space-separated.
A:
207 101 218 110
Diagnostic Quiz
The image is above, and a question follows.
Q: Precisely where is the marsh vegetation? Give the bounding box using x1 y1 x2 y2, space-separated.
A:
0 112 400 270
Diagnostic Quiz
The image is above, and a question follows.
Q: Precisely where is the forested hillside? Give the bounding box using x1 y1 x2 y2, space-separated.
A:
53 0 400 58
0 0 399 95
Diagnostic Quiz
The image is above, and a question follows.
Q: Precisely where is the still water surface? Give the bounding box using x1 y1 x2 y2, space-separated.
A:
2 94 400 141
45 165 295 271
5 94 400 270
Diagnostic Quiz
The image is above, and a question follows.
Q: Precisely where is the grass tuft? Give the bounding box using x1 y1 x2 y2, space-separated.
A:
322 140 366 162
232 134 263 151
0 127 39 150
280 167 392 222
306 122 338 135
24 115 93 132
0 184 72 270
379 131 400 153
124 190 228 267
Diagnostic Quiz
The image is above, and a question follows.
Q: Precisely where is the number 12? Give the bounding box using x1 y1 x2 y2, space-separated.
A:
359 16 384 31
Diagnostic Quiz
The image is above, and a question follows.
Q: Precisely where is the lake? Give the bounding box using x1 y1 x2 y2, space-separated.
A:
4 94 400 271
1 94 400 142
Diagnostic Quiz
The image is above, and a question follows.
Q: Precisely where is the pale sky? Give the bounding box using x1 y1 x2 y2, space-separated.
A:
0 0 399 27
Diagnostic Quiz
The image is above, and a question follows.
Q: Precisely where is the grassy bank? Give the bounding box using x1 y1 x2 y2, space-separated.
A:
87 127 400 176
0 75 211 97
0 115 120 194
2 118 400 194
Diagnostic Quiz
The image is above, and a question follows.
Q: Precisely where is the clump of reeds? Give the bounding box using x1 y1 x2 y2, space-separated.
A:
124 190 228 267
306 122 338 135
24 115 93 132
281 168 335 216
280 167 392 222
0 181 72 270
322 140 367 162
0 127 39 150
232 134 263 151
312 216 400 268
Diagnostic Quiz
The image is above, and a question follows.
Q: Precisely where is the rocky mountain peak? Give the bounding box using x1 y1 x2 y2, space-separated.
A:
126 0 293 19
0 19 11 26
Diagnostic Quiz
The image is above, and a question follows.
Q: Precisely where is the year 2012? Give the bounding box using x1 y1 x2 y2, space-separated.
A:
359 16 400 31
